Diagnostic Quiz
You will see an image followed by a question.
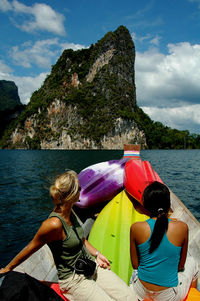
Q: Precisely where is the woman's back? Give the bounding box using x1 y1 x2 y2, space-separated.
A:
139 219 186 287
131 217 188 291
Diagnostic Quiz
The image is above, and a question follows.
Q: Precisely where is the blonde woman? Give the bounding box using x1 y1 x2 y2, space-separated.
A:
0 170 137 301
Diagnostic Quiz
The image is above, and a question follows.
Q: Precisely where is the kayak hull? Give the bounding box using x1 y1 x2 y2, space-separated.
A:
88 190 148 284
124 159 163 204
76 158 128 208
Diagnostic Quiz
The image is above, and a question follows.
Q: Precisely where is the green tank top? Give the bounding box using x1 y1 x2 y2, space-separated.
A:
47 211 93 280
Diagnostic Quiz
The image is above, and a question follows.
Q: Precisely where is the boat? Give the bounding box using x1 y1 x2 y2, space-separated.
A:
2 145 200 300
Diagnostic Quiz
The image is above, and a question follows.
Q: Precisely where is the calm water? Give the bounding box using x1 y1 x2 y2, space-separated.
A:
0 149 200 266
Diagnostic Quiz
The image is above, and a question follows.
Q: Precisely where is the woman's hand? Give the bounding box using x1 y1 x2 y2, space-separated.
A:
96 253 111 269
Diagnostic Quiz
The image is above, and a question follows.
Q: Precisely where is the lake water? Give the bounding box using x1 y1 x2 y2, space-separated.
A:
0 149 200 267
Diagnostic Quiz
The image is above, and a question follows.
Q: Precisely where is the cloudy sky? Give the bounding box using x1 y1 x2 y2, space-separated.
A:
0 0 200 134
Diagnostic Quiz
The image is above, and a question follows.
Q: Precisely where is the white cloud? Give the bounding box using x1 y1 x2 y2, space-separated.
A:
141 105 200 133
150 36 161 46
0 70 47 104
10 38 86 69
135 42 200 108
10 38 60 68
60 42 87 52
15 72 48 104
0 60 13 73
131 31 152 44
131 31 162 49
134 39 200 133
1 0 66 35
0 0 12 11
12 0 30 13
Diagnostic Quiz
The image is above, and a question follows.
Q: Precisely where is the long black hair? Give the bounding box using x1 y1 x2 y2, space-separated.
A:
143 181 170 253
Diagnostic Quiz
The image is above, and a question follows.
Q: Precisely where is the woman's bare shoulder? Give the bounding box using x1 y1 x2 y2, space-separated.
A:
168 219 188 246
131 221 147 231
130 221 150 243
169 219 188 235
170 219 188 228
130 221 149 237
35 217 63 242
42 216 63 230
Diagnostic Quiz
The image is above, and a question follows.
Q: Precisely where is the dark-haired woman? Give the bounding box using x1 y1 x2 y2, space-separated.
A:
130 181 198 301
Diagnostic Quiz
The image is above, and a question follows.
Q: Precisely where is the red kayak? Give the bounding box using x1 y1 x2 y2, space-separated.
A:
124 159 163 204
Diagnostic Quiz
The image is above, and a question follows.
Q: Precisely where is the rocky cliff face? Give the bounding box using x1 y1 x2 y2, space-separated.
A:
1 26 146 149
0 80 25 139
0 80 21 111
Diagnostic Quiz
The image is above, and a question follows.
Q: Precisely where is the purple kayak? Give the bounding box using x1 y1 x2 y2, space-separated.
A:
76 158 129 208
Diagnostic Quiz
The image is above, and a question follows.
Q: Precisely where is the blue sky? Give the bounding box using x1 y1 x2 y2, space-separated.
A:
0 0 200 134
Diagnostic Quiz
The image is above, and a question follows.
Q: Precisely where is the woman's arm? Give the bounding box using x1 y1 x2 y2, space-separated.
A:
178 222 189 271
83 238 110 269
83 238 99 257
0 237 45 273
0 217 62 274
130 224 139 269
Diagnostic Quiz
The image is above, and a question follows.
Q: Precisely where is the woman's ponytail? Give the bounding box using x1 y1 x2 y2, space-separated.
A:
149 207 168 253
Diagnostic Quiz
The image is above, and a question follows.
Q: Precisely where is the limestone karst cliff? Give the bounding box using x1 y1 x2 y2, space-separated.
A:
0 80 21 111
0 26 146 149
0 80 25 139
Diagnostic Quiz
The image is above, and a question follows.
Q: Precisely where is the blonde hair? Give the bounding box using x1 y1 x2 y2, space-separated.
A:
50 170 79 205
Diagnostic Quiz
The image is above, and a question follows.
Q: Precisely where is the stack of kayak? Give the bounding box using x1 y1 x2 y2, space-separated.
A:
13 145 200 300
79 144 164 284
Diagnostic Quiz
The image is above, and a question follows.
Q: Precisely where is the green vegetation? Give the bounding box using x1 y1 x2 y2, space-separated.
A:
63 85 115 144
0 80 21 111
0 80 24 141
24 136 41 149
132 107 200 149
0 104 25 139
0 25 136 148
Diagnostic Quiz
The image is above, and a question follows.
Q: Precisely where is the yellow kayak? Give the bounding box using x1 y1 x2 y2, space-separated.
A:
88 189 148 284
